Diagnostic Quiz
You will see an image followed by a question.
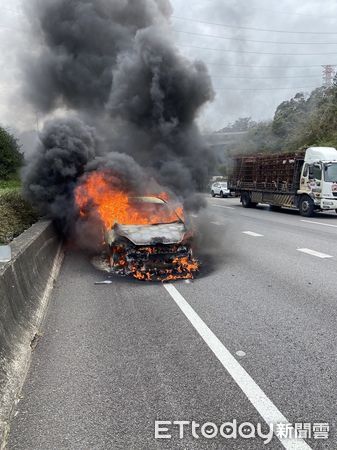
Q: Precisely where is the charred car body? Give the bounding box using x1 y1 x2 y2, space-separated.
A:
103 197 199 281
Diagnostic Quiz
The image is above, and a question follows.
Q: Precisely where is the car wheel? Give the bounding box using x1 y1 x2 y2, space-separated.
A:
299 196 315 217
211 190 215 197
241 192 252 208
220 191 224 198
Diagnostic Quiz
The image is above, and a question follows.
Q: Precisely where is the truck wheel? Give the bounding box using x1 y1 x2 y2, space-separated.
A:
241 192 251 208
299 196 315 217
211 190 215 197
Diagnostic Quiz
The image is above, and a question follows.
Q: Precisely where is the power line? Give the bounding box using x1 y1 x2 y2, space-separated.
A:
172 15 337 35
179 43 337 56
211 75 321 80
214 86 320 91
247 6 337 20
174 29 337 46
204 62 337 69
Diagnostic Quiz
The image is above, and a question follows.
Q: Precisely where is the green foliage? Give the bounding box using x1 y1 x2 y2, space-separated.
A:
0 177 21 191
0 191 38 244
232 85 337 155
216 164 228 177
0 126 23 179
218 117 257 133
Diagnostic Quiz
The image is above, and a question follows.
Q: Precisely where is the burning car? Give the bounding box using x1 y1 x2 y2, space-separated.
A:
75 172 199 281
104 197 198 281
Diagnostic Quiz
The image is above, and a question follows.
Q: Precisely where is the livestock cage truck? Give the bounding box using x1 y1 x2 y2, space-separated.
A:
228 147 337 217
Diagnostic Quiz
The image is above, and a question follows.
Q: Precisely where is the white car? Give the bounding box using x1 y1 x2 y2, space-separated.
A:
211 182 230 198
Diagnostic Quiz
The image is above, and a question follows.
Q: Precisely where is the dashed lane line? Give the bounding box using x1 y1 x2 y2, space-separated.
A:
210 221 223 226
210 204 235 210
242 231 264 237
297 248 333 259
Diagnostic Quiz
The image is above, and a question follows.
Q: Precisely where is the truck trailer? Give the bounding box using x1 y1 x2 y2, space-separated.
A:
228 147 337 217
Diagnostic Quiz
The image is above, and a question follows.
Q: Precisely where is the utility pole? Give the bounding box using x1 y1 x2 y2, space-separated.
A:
322 65 335 87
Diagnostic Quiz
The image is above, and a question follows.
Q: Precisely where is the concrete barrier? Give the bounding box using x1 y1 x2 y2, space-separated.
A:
0 221 62 446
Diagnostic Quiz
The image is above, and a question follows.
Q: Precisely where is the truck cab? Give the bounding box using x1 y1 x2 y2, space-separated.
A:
298 147 337 215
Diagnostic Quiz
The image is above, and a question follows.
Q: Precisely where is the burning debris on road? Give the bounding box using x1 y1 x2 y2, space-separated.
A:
21 0 221 281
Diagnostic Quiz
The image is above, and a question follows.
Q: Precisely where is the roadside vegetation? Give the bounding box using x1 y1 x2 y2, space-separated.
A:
0 191 38 244
224 82 337 157
0 126 38 244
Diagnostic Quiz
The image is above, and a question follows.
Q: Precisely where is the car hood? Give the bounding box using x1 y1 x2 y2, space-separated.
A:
115 222 186 245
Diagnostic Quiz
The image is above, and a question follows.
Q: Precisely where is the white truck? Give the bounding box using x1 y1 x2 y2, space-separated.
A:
229 147 337 216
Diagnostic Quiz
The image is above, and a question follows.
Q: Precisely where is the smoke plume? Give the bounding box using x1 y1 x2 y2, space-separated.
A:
22 0 216 253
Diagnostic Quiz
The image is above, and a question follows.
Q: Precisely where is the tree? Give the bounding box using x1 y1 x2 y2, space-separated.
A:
272 92 307 139
217 164 228 177
218 117 257 133
231 85 337 155
0 127 23 179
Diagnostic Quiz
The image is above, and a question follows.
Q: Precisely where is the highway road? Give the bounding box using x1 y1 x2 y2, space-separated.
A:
7 197 337 449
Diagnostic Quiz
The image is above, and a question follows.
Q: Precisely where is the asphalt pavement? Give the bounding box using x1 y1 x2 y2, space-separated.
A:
7 196 337 449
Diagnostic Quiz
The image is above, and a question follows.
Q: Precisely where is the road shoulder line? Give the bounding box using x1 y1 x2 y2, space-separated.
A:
163 284 311 450
301 220 337 229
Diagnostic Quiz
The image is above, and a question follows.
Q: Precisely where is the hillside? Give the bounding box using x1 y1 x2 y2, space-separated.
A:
227 84 337 157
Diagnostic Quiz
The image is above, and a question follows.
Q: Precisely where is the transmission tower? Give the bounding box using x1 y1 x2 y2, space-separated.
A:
322 65 336 87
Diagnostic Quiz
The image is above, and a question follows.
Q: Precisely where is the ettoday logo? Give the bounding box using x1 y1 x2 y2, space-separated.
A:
155 420 274 444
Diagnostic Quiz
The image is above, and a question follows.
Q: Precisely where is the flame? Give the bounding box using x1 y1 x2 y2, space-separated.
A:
173 256 199 274
75 170 199 281
74 171 183 229
127 252 199 282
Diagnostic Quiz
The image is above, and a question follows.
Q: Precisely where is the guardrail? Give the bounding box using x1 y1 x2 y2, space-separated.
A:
0 221 62 447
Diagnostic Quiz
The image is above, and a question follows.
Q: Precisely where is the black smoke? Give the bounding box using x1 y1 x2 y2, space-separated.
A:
23 117 97 233
23 0 173 113
22 0 216 250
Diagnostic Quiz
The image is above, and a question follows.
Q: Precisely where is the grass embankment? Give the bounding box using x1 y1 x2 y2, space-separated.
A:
0 179 38 244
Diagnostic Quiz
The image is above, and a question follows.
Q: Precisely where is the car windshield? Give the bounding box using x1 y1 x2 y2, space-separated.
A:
324 163 337 182
128 197 183 225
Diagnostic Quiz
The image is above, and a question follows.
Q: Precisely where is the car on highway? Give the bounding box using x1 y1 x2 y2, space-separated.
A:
103 196 199 281
211 181 230 198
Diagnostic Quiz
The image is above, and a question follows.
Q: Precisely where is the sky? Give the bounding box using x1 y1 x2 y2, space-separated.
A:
0 0 337 141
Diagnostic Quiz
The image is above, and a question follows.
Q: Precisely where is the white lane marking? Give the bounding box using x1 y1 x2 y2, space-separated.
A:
190 214 198 218
301 220 337 229
297 248 333 259
210 204 235 210
163 284 311 450
242 231 264 237
211 221 222 226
